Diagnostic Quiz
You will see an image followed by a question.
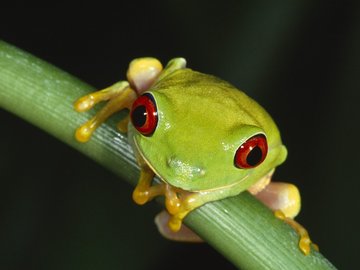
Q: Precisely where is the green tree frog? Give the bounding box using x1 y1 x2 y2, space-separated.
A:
74 58 316 255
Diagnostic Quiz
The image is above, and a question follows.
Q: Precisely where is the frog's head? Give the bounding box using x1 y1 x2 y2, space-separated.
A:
129 69 287 192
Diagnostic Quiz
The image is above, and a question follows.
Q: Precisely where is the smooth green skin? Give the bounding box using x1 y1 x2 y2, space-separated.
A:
130 63 287 201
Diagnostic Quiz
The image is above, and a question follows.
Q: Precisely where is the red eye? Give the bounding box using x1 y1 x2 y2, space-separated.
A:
234 134 268 169
130 93 158 136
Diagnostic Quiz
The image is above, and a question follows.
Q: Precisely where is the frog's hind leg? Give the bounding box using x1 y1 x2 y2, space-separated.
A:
251 181 300 218
251 182 318 255
274 209 318 255
74 82 137 142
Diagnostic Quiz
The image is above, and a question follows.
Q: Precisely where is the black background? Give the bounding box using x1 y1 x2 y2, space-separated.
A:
1 2 360 269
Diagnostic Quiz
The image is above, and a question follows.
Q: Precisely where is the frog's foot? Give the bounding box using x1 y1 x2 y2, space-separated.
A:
74 82 136 142
131 163 196 237
155 210 203 242
165 191 202 232
74 57 165 142
251 182 317 255
132 167 164 205
131 165 196 233
168 210 190 232
275 210 319 255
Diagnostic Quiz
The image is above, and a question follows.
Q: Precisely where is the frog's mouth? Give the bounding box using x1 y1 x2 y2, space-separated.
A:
133 138 253 191
132 137 275 192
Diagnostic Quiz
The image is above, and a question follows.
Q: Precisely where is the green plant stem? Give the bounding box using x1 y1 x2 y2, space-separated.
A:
0 41 336 270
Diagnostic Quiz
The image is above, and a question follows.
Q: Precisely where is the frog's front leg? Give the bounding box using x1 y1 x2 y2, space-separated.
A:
155 210 203 242
75 82 136 142
132 165 165 204
160 183 245 233
251 182 318 255
165 189 227 232
74 57 164 142
132 163 182 215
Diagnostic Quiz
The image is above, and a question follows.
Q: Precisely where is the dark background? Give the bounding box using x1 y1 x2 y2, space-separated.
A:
1 2 359 269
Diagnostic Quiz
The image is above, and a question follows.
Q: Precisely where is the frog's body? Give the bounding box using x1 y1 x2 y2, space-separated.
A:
74 57 316 255
130 68 287 193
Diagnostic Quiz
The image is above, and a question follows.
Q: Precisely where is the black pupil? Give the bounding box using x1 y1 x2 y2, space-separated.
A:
132 105 147 127
246 146 262 166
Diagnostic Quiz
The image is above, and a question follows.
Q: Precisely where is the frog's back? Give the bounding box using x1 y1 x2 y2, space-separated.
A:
150 68 280 146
